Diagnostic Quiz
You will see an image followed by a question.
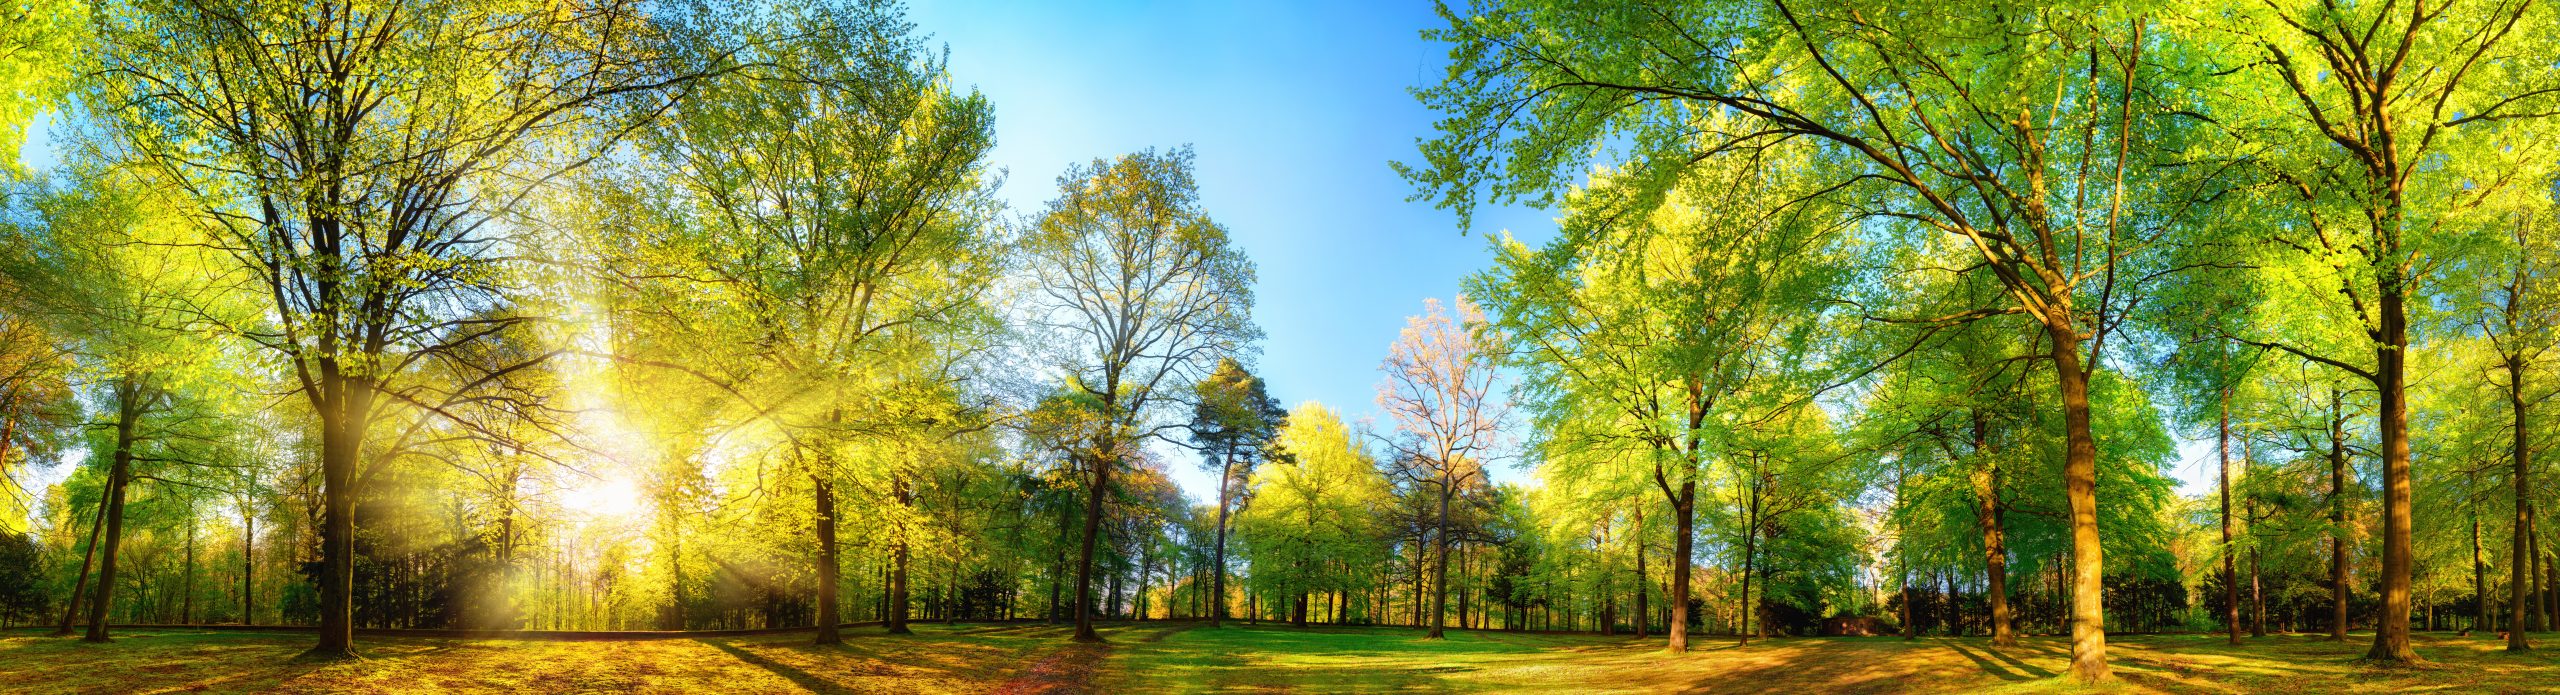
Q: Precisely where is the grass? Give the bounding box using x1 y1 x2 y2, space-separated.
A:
1096 625 2560 694
6 624 2558 693
0 623 1078 694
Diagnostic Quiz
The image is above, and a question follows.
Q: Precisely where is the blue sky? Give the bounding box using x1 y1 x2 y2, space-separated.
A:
906 0 1557 500
11 0 2223 513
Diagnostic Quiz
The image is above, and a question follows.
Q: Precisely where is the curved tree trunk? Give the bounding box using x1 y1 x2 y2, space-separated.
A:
1971 413 2014 647
83 382 144 643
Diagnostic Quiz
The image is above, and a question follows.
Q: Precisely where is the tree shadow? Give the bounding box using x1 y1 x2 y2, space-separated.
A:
1945 643 2030 682
706 639 848 694
1980 645 2056 678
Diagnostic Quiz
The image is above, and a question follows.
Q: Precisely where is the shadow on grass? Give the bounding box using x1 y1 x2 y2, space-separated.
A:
1944 642 2031 682
706 639 848 694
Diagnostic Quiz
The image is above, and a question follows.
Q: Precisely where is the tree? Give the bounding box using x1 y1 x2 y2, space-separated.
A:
1022 147 1258 642
1189 358 1283 627
575 0 1003 645
2195 0 2560 662
1234 403 1391 628
0 0 78 174
87 0 720 657
1472 135 1854 652
1378 296 1509 639
1410 2 2212 680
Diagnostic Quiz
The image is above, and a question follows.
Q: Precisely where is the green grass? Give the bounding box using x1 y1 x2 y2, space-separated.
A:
7 624 2559 693
0 623 1078 694
1099 625 2560 694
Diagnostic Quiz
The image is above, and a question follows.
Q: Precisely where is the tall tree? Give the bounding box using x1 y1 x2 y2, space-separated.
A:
1188 358 1283 627
88 0 717 657
1410 2 2210 680
1378 296 1509 639
2198 0 2560 662
1023 147 1258 642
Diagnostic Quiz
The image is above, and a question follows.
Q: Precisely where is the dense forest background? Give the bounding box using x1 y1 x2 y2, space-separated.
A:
0 0 2555 684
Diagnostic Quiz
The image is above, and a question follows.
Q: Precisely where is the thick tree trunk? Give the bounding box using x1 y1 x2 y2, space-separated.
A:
1665 481 1696 652
2052 335 2110 683
813 470 843 646
1971 414 2014 647
2365 286 2418 662
1072 448 1110 642
309 371 373 658
2220 392 2239 645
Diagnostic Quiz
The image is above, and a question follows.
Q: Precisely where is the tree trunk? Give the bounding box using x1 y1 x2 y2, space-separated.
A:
2330 394 2350 642
2051 335 2110 683
2220 391 2239 645
1212 452 1234 627
309 369 373 658
83 383 144 642
53 488 108 637
1738 482 1757 647
2512 354 2536 651
1634 504 1648 639
813 469 843 646
2364 280 2418 662
1072 447 1111 642
242 507 255 627
1426 482 1453 639
1971 413 2014 647
183 507 197 625
1666 481 1696 652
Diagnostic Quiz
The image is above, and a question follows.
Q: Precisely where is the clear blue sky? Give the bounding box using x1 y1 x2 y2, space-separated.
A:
907 0 1556 500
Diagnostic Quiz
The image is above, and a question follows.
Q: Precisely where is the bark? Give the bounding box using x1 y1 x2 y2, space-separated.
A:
2052 332 2110 682
2365 281 2418 662
1633 504 1648 639
241 508 255 627
1072 447 1110 642
309 369 374 658
812 468 842 646
1738 471 1759 646
1426 480 1453 639
52 488 107 636
1971 413 2015 647
2329 394 2350 642
2220 391 2239 645
2512 354 2536 651
887 475 912 635
83 383 144 642
1211 451 1234 626
1663 476 1698 652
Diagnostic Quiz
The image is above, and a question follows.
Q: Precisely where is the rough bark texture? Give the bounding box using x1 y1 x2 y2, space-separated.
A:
2053 333 2109 683
2365 287 2418 663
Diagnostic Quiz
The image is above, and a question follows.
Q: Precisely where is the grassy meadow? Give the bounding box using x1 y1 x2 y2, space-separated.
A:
6 624 2559 694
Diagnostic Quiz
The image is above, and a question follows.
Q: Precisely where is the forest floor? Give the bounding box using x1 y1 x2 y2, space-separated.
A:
5 623 2559 693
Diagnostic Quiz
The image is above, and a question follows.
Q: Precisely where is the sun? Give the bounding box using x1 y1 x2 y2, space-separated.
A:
558 475 646 522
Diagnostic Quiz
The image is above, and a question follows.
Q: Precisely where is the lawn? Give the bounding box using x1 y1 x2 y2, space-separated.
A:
5 624 2558 694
